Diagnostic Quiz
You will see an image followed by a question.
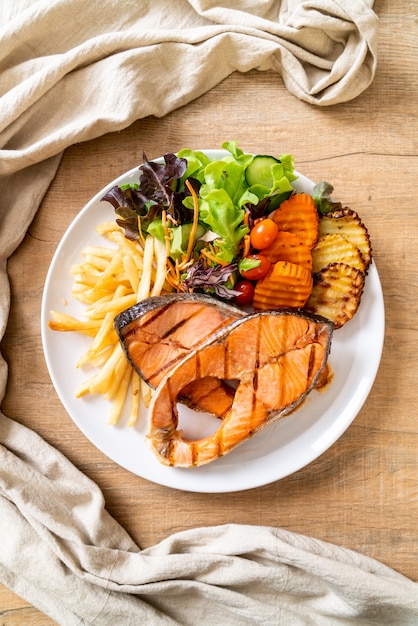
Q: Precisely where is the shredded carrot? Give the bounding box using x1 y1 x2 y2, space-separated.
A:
175 258 181 283
242 234 251 258
200 247 229 267
160 210 182 289
161 210 172 259
178 179 199 270
167 272 185 292
199 251 208 268
137 216 146 246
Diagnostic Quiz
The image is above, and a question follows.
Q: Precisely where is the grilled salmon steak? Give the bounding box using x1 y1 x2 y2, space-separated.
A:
143 302 333 467
114 294 244 416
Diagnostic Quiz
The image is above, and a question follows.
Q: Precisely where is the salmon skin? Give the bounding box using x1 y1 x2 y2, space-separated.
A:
114 293 244 415
145 303 333 468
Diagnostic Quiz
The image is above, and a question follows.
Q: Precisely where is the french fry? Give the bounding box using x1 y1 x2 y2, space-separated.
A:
123 254 140 294
151 237 168 297
89 345 114 368
141 379 153 408
76 284 126 366
48 311 101 336
77 342 124 397
96 221 123 236
81 245 115 259
137 235 154 300
86 293 137 319
76 314 117 367
83 291 118 315
70 264 101 280
106 229 144 271
108 364 132 425
105 347 131 400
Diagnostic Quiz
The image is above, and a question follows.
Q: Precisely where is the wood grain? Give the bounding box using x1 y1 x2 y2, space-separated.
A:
1 0 418 620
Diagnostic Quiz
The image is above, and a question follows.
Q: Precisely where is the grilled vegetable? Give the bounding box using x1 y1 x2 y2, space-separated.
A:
269 193 319 249
305 263 365 329
318 209 372 270
252 260 313 310
312 234 367 274
262 230 313 271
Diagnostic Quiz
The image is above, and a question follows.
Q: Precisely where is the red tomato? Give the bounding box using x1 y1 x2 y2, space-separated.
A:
250 219 279 250
233 280 254 307
239 254 271 281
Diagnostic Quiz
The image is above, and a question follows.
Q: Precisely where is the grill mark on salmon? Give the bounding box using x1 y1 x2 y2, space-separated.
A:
249 316 262 434
145 304 333 467
114 294 245 416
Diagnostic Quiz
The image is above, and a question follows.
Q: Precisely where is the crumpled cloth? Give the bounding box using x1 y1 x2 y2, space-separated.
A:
2 1 418 625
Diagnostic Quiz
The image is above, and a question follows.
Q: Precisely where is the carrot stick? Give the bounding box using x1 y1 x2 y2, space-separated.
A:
242 234 251 258
137 216 146 246
200 247 229 267
178 179 199 270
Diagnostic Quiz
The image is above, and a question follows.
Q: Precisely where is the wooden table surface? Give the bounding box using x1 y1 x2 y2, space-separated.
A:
1 1 417 622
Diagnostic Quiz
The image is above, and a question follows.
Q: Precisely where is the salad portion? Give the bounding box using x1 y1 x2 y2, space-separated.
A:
101 141 301 309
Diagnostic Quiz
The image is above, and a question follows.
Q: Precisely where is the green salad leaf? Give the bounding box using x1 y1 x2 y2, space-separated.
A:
198 189 249 264
313 181 343 215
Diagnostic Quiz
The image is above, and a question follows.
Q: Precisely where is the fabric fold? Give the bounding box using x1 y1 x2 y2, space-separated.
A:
1 421 418 625
0 0 378 177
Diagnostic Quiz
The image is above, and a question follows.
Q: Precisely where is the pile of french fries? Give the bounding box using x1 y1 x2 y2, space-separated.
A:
48 222 172 425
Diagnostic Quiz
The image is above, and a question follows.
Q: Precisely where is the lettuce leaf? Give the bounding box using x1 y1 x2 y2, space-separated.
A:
100 152 189 239
313 181 343 215
197 189 248 264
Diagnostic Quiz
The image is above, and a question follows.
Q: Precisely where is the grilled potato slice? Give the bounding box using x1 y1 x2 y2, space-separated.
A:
318 209 372 270
305 263 365 329
312 234 366 274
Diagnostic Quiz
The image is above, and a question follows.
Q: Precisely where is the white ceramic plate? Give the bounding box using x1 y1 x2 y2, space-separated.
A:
41 150 385 493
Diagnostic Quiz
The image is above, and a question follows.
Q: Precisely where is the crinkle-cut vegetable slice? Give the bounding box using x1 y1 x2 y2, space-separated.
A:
269 193 319 249
305 262 365 329
262 230 313 271
252 261 313 310
318 209 372 270
312 234 366 274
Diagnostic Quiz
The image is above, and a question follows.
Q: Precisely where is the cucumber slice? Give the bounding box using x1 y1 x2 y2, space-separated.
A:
245 155 280 188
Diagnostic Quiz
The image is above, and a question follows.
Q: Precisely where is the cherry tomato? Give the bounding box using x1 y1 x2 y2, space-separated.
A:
233 280 255 307
239 254 271 281
250 218 279 250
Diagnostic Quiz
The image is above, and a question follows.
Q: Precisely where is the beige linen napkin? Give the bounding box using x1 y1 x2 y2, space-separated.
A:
2 1 418 624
